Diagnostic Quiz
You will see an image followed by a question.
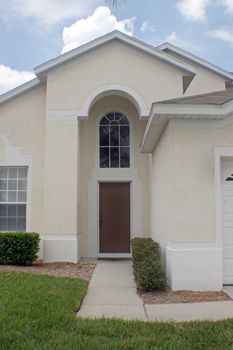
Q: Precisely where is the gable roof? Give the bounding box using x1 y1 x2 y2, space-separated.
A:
34 31 196 80
157 42 233 82
141 88 233 153
0 78 40 105
159 88 233 106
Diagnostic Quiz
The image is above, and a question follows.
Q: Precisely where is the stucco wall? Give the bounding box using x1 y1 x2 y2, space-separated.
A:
43 120 78 235
150 124 172 260
151 118 233 253
163 50 226 96
46 40 184 112
0 84 46 233
184 65 226 96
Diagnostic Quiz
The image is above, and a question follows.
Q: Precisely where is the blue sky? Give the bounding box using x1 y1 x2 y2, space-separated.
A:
0 0 233 94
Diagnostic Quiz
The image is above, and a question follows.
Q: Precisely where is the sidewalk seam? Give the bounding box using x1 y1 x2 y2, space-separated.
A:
143 303 149 321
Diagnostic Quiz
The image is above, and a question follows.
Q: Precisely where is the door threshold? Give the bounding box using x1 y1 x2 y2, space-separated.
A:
98 253 132 259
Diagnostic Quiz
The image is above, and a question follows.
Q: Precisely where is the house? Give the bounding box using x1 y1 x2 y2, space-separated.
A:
1 30 233 291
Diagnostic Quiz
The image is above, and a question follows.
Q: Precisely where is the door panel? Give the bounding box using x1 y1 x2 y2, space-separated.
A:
99 182 130 253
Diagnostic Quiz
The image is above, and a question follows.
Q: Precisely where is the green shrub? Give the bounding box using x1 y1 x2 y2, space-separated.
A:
131 238 161 264
131 237 166 292
0 232 40 266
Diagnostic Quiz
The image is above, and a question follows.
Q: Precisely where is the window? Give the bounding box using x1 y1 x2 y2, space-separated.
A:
0 167 27 231
99 112 130 168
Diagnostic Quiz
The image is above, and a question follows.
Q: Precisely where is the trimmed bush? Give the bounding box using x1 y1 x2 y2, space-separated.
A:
0 232 40 266
131 237 166 292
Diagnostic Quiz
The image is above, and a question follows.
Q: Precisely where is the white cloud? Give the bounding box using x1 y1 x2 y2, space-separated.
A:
177 0 233 21
0 65 35 95
176 0 210 21
166 31 178 42
207 27 233 43
140 20 156 34
223 0 233 14
0 0 101 27
62 6 136 53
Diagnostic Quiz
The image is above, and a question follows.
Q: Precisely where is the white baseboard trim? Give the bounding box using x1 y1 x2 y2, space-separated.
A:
167 243 223 291
39 235 82 263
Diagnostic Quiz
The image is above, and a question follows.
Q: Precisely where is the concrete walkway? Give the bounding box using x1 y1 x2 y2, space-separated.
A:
77 260 233 322
78 259 147 320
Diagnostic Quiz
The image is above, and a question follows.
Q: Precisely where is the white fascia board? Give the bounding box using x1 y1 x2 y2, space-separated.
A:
151 100 233 118
0 78 40 105
157 42 233 81
140 116 168 153
141 100 233 153
34 31 196 78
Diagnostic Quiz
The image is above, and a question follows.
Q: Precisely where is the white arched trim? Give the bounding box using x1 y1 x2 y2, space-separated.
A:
79 84 150 120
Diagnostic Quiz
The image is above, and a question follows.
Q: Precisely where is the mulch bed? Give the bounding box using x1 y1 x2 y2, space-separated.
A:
140 289 231 304
0 261 96 282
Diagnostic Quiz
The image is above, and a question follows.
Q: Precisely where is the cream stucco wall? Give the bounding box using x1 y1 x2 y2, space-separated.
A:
163 50 226 96
0 84 46 234
150 124 172 260
151 118 233 254
184 65 226 96
43 120 78 235
46 40 185 112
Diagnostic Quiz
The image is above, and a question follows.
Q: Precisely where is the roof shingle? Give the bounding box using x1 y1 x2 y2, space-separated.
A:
157 88 233 106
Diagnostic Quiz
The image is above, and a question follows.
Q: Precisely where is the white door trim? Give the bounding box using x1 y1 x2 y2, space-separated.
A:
214 147 233 285
214 147 233 244
87 168 142 258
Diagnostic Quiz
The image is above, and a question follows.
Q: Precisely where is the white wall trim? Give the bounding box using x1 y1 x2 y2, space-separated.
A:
0 134 32 232
34 31 196 78
78 84 150 119
214 147 233 246
151 101 233 118
141 102 233 152
169 115 233 129
42 234 78 240
41 234 80 262
167 243 223 291
46 85 149 121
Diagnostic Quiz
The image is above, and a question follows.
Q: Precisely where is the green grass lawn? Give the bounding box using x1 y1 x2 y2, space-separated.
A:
1 272 233 350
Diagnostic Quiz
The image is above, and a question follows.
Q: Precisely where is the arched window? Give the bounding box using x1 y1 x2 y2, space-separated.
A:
99 112 130 168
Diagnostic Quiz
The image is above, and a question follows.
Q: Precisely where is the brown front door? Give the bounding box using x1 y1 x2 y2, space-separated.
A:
99 182 130 253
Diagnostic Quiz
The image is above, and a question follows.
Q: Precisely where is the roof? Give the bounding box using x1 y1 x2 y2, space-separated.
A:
157 42 233 82
0 78 40 105
157 88 233 106
141 88 233 153
34 31 196 79
0 32 232 107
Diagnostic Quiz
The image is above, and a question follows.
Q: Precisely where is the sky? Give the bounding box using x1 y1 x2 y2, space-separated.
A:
0 0 233 94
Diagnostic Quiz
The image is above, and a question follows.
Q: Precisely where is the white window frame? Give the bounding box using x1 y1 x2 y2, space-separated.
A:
0 134 32 232
0 166 28 232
